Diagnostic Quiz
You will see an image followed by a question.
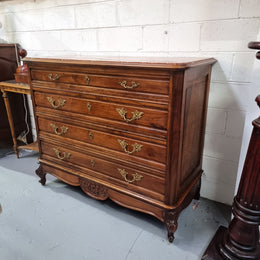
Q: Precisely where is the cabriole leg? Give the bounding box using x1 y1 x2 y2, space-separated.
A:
36 164 46 185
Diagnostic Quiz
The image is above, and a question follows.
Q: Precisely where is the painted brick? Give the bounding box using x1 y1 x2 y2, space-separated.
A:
203 156 238 186
75 2 117 29
169 23 200 51
201 176 235 205
42 6 75 30
205 108 227 134
117 0 169 26
225 110 246 138
2 11 43 32
204 133 242 162
57 0 106 5
13 31 63 51
143 25 169 52
239 0 260 18
231 53 255 82
0 14 15 32
60 30 98 51
170 0 240 22
0 0 35 13
208 82 250 111
98 27 142 51
201 19 260 51
208 53 234 82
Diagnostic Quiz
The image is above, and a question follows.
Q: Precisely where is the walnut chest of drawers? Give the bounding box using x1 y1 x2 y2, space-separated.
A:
24 56 216 242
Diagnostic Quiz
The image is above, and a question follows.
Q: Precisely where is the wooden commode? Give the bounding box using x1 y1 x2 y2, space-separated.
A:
24 56 216 242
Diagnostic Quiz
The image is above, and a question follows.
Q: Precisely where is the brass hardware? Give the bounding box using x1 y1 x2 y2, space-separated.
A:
50 123 68 136
86 76 90 85
90 159 95 168
47 97 66 109
89 132 94 140
119 80 140 89
53 148 71 160
116 108 144 123
118 168 143 183
87 102 92 111
117 139 143 154
48 73 61 81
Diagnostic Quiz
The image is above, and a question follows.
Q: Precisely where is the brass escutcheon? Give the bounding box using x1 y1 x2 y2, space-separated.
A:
119 80 140 89
89 132 94 140
50 123 68 136
117 168 143 183
86 76 90 85
87 102 92 111
90 159 95 168
47 97 66 109
48 73 61 81
117 139 143 154
53 148 71 160
116 108 144 123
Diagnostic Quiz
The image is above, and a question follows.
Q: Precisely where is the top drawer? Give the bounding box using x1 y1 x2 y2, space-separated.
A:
31 70 169 95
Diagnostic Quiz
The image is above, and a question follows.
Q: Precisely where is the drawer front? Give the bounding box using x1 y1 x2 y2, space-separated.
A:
31 70 169 95
34 92 168 130
40 141 165 199
37 117 166 164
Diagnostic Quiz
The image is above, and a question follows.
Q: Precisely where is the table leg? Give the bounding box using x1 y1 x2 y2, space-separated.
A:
2 90 19 158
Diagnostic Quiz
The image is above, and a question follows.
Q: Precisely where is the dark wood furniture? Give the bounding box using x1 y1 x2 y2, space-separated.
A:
25 56 215 242
202 42 260 259
0 44 32 143
0 80 38 157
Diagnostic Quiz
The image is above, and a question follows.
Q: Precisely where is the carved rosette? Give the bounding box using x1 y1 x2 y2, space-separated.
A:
80 178 108 200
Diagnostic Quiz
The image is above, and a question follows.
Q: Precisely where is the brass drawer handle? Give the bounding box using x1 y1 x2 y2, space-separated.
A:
50 123 68 136
53 148 71 160
118 168 143 183
47 97 66 109
116 108 144 123
48 73 61 81
119 80 140 89
118 139 143 154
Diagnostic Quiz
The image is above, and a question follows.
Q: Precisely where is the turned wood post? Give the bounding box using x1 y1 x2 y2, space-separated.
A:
202 42 260 259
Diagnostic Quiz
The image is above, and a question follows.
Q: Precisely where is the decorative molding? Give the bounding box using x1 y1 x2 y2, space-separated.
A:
80 178 108 201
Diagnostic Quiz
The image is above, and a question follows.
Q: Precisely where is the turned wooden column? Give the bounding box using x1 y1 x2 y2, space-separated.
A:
202 42 260 259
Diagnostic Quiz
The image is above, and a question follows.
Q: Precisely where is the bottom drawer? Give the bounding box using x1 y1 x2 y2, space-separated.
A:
40 141 165 201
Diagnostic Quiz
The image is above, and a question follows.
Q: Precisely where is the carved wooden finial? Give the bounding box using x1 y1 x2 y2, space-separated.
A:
18 48 27 58
248 41 260 60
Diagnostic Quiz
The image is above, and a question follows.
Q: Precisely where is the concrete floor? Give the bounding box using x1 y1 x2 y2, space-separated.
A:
0 142 231 260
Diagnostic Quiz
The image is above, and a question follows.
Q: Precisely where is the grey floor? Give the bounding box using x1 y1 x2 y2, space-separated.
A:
0 142 231 260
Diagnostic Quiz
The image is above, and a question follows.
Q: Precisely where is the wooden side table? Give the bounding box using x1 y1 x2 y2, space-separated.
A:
0 80 38 158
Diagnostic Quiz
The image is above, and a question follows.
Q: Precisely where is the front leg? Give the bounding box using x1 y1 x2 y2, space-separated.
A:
164 210 180 243
35 164 46 185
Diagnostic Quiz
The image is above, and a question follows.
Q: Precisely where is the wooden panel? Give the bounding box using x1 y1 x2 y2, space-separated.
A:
31 81 169 108
31 69 170 95
41 141 165 200
34 91 168 130
37 117 166 164
180 66 210 194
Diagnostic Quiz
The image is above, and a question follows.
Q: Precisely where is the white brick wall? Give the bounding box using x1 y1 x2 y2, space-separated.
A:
0 0 259 205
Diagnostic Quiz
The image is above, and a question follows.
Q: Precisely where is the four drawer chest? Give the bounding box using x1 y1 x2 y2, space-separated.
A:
24 56 216 242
